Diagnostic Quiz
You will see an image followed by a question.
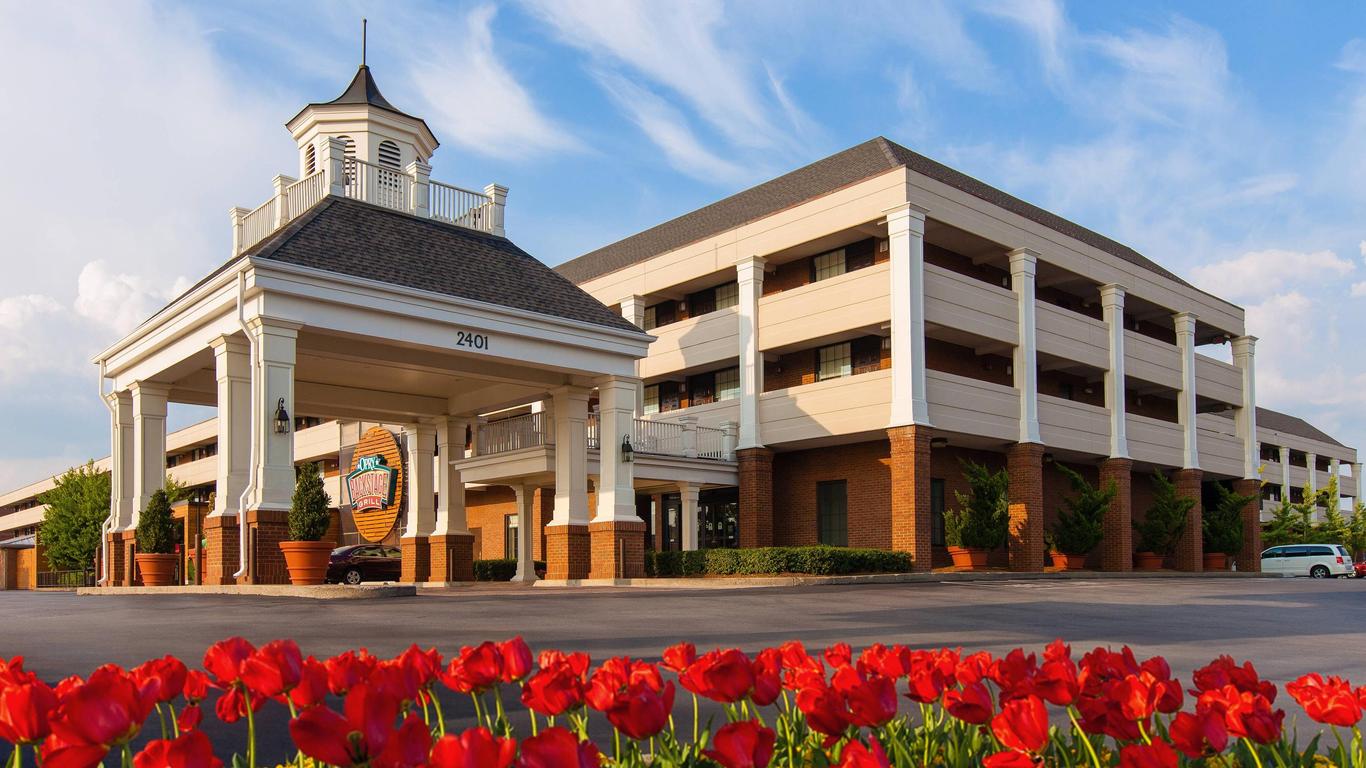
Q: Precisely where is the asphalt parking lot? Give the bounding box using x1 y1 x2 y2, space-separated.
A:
3 576 1363 758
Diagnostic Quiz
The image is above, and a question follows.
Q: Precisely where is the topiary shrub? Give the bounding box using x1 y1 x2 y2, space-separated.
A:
1205 482 1257 556
135 489 175 555
645 546 911 577
288 462 332 542
944 459 1009 550
1134 471 1194 555
1049 464 1116 555
474 559 546 581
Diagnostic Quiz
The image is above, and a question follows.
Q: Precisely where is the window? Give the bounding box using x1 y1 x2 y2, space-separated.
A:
715 367 740 402
812 249 847 281
643 385 660 415
659 382 682 412
643 305 658 331
643 302 676 330
851 337 882 375
817 481 848 546
688 372 716 406
817 342 852 381
930 478 946 547
503 514 518 560
699 488 740 549
304 144 316 175
714 282 739 310
378 140 402 169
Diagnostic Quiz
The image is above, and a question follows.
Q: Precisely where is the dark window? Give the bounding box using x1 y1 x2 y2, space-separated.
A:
852 336 882 375
699 488 740 549
1309 546 1334 556
661 493 682 551
659 381 683 413
649 302 678 328
817 481 848 547
689 371 716 406
846 238 876 271
1261 547 1282 559
1285 546 1310 558
931 478 946 546
503 515 518 560
688 287 716 317
1060 382 1075 401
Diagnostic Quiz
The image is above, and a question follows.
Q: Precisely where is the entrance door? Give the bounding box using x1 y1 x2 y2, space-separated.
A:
661 493 682 551
699 487 739 549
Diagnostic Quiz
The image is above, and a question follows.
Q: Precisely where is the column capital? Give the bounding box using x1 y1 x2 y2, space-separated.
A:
1172 312 1198 335
735 255 768 278
209 334 250 355
245 315 303 337
129 380 172 400
1099 283 1127 306
551 384 593 406
1007 247 1040 275
406 160 432 178
1231 335 1257 358
883 202 930 234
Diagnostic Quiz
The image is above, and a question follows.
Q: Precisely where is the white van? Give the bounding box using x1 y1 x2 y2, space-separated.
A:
1260 544 1354 578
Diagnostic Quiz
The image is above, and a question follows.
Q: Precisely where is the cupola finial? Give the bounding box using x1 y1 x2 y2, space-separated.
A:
361 18 367 66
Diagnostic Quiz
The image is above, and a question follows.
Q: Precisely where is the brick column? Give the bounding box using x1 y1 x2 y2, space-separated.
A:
106 531 128 587
201 515 240 586
589 519 647 579
1172 468 1203 572
738 448 774 548
429 534 474 582
400 538 431 583
1007 443 1046 571
245 509 290 584
1232 478 1262 572
888 425 932 572
1099 458 1133 571
119 531 138 586
545 525 590 580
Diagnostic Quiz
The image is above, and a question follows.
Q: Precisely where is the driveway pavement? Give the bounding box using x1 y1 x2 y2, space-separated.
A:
2 576 1362 759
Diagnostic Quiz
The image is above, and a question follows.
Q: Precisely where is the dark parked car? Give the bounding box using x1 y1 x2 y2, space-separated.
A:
326 545 402 584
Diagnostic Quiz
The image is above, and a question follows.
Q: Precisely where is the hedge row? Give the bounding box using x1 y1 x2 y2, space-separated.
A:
645 546 912 577
473 558 545 581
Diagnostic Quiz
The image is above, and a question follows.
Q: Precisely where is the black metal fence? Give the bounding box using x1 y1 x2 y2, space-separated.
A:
36 570 95 589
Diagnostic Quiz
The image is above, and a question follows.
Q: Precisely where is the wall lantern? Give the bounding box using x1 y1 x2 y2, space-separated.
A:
621 435 635 463
929 437 949 449
273 398 291 435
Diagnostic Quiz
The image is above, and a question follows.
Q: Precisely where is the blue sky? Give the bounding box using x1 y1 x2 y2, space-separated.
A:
1 0 1364 491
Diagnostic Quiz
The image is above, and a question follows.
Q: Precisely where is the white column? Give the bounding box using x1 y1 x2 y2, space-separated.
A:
229 206 249 257
209 336 251 519
1009 248 1041 444
1100 284 1128 458
1231 335 1259 480
721 421 738 461
887 203 931 427
434 416 470 535
320 137 346 197
272 174 296 228
402 422 436 539
484 184 508 237
247 318 299 511
408 161 431 219
1353 463 1362 502
1280 446 1291 499
1331 458 1341 498
679 482 700 551
680 416 698 458
108 391 135 531
1174 312 1199 469
550 386 591 526
130 382 169 527
1307 452 1318 495
511 484 538 582
594 376 640 522
736 256 767 449
620 296 647 415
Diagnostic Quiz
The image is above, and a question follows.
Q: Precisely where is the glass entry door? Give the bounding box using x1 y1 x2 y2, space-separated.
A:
661 493 682 551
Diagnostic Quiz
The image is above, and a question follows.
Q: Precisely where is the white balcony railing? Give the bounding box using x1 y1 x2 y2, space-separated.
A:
430 180 493 230
284 171 328 218
346 159 409 212
476 413 548 456
478 412 736 461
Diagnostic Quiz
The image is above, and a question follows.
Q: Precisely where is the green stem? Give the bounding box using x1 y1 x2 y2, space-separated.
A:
1242 737 1265 768
470 693 485 730
692 692 700 745
529 708 538 738
1066 707 1102 768
431 690 447 737
244 689 257 768
8 744 19 768
1137 717 1152 746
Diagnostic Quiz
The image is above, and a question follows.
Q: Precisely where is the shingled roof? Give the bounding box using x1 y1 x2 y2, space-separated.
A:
555 137 1190 288
245 196 641 334
1251 407 1348 449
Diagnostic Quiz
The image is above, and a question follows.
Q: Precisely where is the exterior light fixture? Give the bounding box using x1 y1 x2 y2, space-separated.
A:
1043 452 1055 464
930 437 949 449
621 435 635 463
273 398 291 435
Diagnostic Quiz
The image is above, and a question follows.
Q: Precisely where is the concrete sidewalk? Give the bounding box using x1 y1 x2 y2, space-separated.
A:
533 568 1278 589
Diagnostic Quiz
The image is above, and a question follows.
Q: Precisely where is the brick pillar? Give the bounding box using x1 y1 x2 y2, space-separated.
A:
1172 469 1203 572
1233 478 1262 572
244 509 289 585
120 531 138 586
1007 443 1046 571
201 516 240 586
106 531 127 587
1099 458 1133 572
545 525 590 580
589 520 647 579
428 534 474 583
738 448 774 549
887 425 932 572
401 537 431 583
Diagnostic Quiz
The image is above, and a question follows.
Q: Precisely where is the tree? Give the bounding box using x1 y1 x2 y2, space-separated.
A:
1133 471 1194 555
288 463 332 541
1203 482 1258 557
135 489 175 555
1313 476 1349 545
1345 501 1366 559
1049 464 1116 555
944 460 1009 550
38 462 110 571
1262 496 1313 547
163 475 193 504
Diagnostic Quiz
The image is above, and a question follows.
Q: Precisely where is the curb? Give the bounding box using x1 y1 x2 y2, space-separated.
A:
534 570 1282 590
76 584 417 600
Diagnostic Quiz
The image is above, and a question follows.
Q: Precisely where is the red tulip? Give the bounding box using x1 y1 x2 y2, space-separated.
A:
1118 741 1178 768
703 720 775 768
177 705 203 733
212 687 264 725
132 656 189 704
796 683 851 739
603 680 675 740
289 657 330 710
943 682 993 725
42 666 155 768
324 649 378 696
289 682 401 766
0 657 33 688
832 667 897 728
0 679 57 745
750 648 783 707
202 638 255 688
183 671 210 703
836 737 891 768
1287 673 1362 728
498 638 532 683
132 730 222 768
681 649 754 703
516 726 601 768
661 642 696 673
240 639 303 700
904 649 957 704
521 664 586 716
990 695 1049 754
443 643 504 694
428 727 516 768
857 644 910 681
956 652 995 686
1191 656 1276 703
1034 659 1078 707
374 713 432 768
991 649 1038 700
586 658 663 712
1169 709 1228 759
824 643 852 669
982 751 1038 768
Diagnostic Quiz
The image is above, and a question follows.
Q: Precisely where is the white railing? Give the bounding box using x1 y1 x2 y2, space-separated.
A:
476 413 548 456
632 419 686 456
430 180 493 232
695 425 728 459
346 159 409 213
284 171 327 219
239 199 275 253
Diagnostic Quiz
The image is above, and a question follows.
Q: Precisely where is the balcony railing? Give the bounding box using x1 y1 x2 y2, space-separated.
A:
476 413 549 456
478 413 736 461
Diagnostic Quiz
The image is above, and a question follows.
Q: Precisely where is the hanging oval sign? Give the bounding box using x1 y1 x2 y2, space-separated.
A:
346 427 405 543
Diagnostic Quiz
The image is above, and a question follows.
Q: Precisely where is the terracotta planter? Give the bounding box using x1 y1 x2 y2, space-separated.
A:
134 553 178 587
947 546 990 569
1134 551 1164 571
280 541 333 586
1203 552 1228 571
1051 551 1088 571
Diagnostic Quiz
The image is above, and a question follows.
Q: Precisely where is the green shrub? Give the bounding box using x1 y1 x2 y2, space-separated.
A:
1049 464 1116 555
474 559 546 581
135 489 175 555
1134 471 1194 555
944 459 1009 550
288 462 332 542
644 546 911 577
1204 483 1257 556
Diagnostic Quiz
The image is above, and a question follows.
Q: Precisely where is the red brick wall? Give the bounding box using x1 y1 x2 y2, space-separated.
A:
545 525 589 580
589 520 646 579
773 440 892 549
247 509 289 585
201 515 240 586
1099 458 1133 571
1232 478 1262 572
466 487 516 560
888 427 931 572
1007 444 1046 571
739 448 774 548
1172 469 1204 571
925 243 1010 288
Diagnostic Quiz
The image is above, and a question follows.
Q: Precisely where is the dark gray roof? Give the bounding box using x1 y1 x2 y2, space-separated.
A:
1253 407 1347 449
556 137 1190 288
246 196 641 334
287 66 437 147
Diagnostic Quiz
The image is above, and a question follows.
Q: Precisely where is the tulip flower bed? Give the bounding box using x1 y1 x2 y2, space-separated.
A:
3 636 1365 768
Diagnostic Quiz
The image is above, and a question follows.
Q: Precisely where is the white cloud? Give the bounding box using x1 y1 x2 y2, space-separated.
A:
1087 17 1231 126
594 73 748 184
0 295 76 383
978 0 1070 81
74 260 191 336
896 0 1002 92
1351 282 1366 298
1337 39 1366 74
1190 248 1355 301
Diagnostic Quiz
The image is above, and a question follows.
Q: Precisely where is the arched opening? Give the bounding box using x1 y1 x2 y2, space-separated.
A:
378 140 402 170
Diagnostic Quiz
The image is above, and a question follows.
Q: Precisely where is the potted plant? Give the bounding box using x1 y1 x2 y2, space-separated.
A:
279 462 333 585
1133 471 1194 570
944 460 1008 569
1203 483 1258 570
1049 464 1116 570
134 489 177 586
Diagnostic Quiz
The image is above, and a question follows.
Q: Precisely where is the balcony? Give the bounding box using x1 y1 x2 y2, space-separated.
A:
925 265 1016 346
640 308 737 380
926 369 1018 442
1126 414 1183 467
1195 413 1244 477
1124 330 1181 390
759 369 894 445
1195 354 1242 406
759 263 891 352
1038 395 1109 455
1035 304 1107 370
473 412 735 461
